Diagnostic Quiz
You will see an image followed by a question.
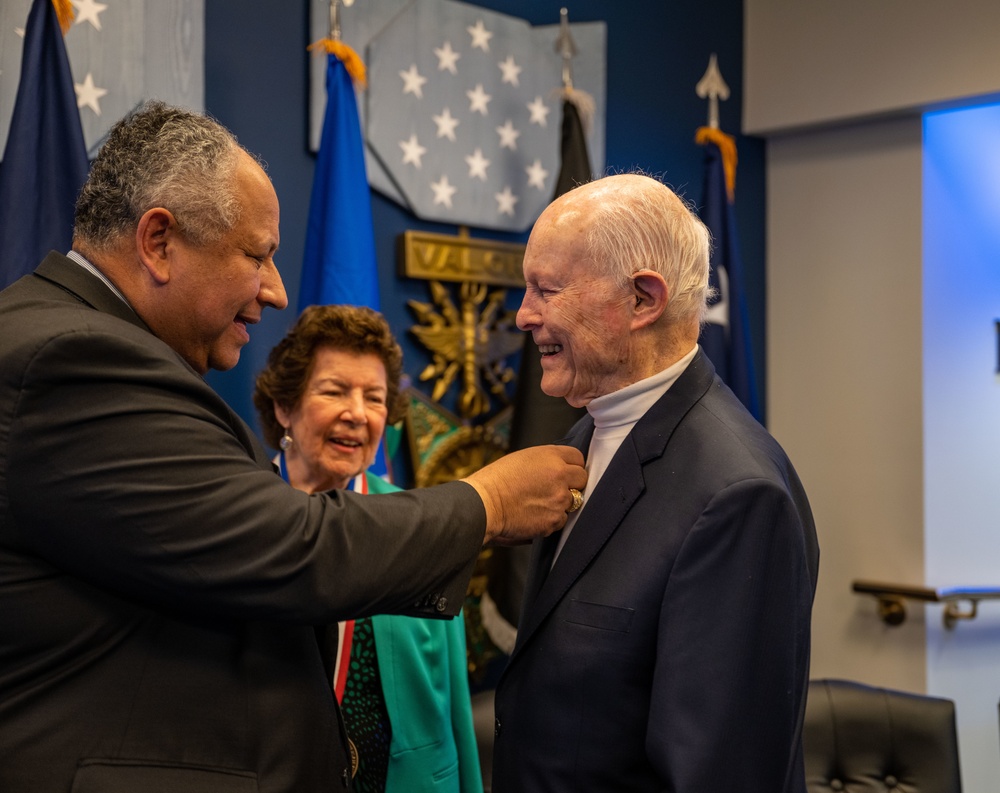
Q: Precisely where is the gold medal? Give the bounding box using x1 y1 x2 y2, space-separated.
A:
348 737 359 777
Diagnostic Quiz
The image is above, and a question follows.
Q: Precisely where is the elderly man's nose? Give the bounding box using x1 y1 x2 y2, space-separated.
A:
517 297 540 331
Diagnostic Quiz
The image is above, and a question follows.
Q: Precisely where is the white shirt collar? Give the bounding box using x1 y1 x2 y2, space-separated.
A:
66 250 133 309
586 344 699 429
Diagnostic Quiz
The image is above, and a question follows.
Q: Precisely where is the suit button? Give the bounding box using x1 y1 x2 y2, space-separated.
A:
435 596 448 612
885 776 898 788
830 780 843 791
494 716 501 737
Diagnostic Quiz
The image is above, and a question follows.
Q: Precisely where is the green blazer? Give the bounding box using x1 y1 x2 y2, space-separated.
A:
367 474 484 793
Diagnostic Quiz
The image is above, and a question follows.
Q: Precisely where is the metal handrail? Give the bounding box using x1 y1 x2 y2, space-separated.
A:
852 580 1000 629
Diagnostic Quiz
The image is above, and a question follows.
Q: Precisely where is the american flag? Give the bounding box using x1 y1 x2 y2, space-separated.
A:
310 0 606 233
0 0 204 159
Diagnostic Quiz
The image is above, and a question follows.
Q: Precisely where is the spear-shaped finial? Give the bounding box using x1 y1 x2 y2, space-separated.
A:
695 53 730 130
555 7 577 91
695 54 737 200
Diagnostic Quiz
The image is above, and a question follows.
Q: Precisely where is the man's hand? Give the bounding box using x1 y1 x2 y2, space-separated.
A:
463 445 587 546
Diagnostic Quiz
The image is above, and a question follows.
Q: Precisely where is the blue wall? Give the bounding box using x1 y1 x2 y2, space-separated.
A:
204 0 765 455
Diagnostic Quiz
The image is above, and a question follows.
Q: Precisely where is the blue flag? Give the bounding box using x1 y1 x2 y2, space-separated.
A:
0 0 89 290
300 55 380 314
300 52 387 475
697 129 761 421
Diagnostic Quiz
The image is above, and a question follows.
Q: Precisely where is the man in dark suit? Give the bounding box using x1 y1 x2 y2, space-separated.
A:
0 101 585 793
491 174 819 792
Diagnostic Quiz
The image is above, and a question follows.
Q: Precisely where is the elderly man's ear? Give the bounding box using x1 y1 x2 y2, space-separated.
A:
630 270 669 329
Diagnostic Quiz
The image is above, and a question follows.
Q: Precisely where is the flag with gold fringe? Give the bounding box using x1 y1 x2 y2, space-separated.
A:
300 38 378 312
696 126 761 421
0 0 89 290
301 36 390 476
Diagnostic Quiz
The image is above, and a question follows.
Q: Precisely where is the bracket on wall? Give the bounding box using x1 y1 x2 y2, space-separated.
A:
852 580 1000 629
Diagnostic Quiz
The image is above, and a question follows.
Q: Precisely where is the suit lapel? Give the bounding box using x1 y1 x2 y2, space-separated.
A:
518 422 593 619
513 434 643 654
31 252 276 471
509 350 720 659
34 251 151 332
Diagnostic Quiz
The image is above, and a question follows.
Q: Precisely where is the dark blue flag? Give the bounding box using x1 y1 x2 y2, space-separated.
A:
696 128 761 421
0 0 89 290
300 49 387 476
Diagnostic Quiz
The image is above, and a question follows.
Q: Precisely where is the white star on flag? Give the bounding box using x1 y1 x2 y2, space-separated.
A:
525 159 548 190
466 148 490 181
496 120 520 151
467 19 492 52
75 72 108 115
358 1 605 231
527 96 550 127
495 186 518 216
466 83 491 115
433 41 460 74
72 0 108 31
432 108 459 141
399 134 428 168
498 56 522 86
431 175 457 207
1 0 205 162
399 64 427 98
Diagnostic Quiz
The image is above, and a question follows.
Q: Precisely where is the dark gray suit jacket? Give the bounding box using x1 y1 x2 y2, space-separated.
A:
492 350 819 793
0 253 484 793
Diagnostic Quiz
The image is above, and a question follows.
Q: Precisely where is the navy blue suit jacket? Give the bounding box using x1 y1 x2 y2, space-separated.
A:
492 350 819 792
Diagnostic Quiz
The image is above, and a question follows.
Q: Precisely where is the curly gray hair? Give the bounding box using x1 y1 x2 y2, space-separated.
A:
74 100 256 250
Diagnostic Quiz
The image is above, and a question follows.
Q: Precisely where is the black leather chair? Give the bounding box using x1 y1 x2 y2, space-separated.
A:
803 679 962 792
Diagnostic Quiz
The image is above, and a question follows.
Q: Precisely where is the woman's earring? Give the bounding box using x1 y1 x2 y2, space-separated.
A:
279 429 293 451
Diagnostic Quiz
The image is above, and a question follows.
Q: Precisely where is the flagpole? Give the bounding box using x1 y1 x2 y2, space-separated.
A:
557 7 576 92
694 55 761 421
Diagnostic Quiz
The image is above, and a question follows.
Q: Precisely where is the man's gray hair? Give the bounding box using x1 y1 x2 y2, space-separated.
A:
74 101 252 251
584 174 714 325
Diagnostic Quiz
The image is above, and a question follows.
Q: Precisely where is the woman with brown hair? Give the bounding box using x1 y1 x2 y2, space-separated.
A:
254 304 482 793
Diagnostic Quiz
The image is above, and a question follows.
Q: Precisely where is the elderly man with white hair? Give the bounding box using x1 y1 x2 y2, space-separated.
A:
491 173 820 793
